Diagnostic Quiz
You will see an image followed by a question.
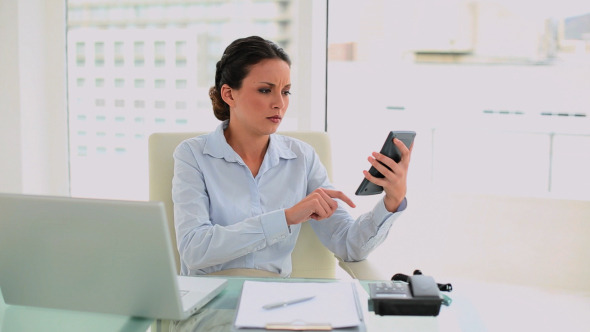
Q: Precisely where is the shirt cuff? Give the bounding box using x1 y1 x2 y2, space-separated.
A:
372 197 407 227
395 197 408 212
259 209 290 245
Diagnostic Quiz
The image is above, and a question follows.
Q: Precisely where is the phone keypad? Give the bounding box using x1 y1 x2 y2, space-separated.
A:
369 281 410 298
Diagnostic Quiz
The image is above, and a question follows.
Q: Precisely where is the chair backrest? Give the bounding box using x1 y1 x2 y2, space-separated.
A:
148 131 336 278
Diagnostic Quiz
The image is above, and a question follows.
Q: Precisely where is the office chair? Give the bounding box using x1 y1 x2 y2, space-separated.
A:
148 131 380 279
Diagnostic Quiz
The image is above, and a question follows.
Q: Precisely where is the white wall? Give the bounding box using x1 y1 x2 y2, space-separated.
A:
343 192 590 294
0 0 22 192
0 0 69 195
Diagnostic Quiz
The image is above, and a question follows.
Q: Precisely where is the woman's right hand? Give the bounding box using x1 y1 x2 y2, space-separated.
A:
285 188 356 226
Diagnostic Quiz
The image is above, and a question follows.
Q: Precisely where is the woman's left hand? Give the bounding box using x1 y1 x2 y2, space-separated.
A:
363 138 413 212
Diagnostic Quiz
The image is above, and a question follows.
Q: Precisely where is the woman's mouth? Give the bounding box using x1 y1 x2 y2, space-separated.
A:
267 115 282 123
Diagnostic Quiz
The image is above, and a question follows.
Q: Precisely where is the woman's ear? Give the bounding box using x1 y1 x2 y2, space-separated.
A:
220 84 235 108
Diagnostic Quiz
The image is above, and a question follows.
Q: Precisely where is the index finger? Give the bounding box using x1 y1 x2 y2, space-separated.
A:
321 188 356 208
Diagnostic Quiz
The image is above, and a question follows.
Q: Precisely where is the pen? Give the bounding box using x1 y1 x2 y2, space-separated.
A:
262 296 315 310
351 282 364 321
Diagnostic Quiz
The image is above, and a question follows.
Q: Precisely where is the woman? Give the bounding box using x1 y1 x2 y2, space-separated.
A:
172 36 412 277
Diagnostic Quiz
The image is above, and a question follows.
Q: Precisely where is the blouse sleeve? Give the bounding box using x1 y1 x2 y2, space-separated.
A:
304 146 407 262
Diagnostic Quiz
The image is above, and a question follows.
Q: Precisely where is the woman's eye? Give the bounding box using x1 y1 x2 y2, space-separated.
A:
259 88 271 94
282 90 291 96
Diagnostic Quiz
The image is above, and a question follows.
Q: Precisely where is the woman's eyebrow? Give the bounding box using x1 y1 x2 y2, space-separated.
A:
258 82 292 89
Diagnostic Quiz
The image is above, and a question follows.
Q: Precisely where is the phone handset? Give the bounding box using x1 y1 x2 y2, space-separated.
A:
356 131 416 196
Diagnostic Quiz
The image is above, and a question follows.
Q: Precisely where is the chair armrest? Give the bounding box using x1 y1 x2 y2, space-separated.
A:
336 257 390 281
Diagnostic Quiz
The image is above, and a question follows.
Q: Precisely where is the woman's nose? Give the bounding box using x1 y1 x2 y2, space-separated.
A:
272 92 285 109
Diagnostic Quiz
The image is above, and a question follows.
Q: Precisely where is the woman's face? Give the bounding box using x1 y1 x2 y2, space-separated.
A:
222 58 291 136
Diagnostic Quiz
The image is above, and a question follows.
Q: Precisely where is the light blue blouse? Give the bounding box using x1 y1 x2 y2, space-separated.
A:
172 121 407 277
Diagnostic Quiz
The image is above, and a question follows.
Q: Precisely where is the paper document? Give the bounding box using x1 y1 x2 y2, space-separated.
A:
234 280 362 330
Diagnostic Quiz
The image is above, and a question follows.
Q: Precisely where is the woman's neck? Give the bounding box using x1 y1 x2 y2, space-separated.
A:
224 126 269 177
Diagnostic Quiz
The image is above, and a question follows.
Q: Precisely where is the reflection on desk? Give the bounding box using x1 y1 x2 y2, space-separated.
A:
0 291 152 332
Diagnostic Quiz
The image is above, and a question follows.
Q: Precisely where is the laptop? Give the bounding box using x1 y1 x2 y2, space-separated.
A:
0 193 227 320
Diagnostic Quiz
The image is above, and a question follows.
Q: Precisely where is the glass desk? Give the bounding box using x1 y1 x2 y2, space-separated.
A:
154 277 590 332
154 277 448 332
0 291 152 332
2 277 590 332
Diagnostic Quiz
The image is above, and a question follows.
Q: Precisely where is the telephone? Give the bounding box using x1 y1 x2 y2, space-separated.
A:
368 275 444 316
356 131 416 196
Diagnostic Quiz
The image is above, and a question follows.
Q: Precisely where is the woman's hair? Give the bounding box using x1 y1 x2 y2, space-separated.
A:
209 36 291 121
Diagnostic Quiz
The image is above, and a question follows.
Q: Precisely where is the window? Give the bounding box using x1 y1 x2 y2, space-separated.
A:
327 0 590 205
66 0 326 200
154 41 166 67
75 42 85 66
114 41 124 66
94 42 105 66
